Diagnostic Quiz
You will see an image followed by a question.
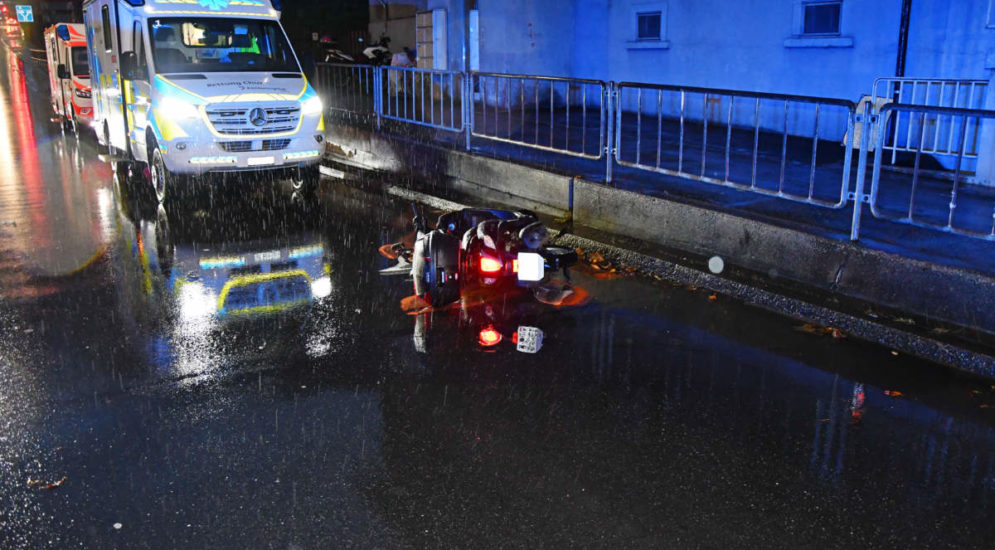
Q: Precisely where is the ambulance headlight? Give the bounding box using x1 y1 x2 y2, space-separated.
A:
301 96 323 116
160 96 200 120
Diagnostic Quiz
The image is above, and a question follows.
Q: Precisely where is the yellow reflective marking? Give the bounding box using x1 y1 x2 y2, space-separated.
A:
217 269 311 311
145 10 278 17
224 300 311 316
156 75 208 101
154 109 189 140
317 115 324 132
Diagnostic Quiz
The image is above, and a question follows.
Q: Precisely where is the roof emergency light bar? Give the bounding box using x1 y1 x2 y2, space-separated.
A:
122 0 145 6
56 24 70 41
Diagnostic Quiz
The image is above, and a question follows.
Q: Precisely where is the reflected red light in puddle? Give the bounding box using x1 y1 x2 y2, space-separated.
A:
478 326 502 347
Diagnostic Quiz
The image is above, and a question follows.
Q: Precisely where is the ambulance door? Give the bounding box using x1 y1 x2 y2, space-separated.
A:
46 32 61 116
58 38 72 118
124 18 152 163
97 1 125 149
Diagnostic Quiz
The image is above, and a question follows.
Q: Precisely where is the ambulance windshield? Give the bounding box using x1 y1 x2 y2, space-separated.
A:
149 18 300 74
71 47 89 77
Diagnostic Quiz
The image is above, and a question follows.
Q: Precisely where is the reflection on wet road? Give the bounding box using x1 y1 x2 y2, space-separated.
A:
2 44 995 548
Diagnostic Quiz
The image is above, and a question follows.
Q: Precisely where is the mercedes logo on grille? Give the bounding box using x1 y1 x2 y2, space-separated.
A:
248 107 267 127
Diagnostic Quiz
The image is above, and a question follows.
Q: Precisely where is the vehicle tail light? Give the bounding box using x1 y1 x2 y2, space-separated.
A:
478 326 502 347
479 256 502 274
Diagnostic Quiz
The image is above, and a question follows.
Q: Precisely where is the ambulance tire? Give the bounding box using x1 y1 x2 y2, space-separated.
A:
150 146 174 205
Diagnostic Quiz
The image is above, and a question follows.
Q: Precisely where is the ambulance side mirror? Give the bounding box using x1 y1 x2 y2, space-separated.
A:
120 51 144 81
57 64 69 79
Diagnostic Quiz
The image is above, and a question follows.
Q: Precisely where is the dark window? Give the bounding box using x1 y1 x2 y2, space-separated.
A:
101 5 111 52
133 21 148 76
803 2 841 35
637 11 662 40
71 47 89 76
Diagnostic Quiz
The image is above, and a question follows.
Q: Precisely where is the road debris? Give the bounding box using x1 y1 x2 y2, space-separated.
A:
794 323 846 339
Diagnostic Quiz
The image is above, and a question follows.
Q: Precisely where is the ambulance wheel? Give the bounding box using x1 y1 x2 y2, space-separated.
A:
150 147 173 204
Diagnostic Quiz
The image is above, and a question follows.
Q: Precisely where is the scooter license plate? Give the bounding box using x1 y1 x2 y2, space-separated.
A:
517 252 544 282
516 326 544 353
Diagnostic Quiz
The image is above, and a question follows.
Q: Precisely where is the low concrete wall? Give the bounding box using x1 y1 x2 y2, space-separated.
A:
322 122 995 343
572 180 995 337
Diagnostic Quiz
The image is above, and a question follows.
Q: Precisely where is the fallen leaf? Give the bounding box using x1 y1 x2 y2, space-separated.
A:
894 317 916 325
971 390 983 396
981 404 991 409
884 390 903 398
588 252 605 264
794 323 823 335
931 327 950 335
400 295 430 312
708 294 717 302
26 478 42 487
685 285 699 292
826 328 847 339
890 351 899 356
41 477 66 490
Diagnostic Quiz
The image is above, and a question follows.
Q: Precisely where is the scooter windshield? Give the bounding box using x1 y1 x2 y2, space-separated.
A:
149 18 300 74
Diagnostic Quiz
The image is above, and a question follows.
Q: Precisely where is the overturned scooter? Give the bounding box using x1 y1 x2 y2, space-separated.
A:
381 203 579 307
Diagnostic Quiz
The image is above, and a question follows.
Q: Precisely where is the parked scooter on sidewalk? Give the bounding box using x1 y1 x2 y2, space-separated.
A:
319 35 355 63
359 35 392 66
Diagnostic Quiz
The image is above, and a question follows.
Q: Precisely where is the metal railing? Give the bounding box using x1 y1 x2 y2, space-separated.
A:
380 66 466 133
614 83 856 209
468 72 608 161
872 78 988 166
313 63 378 121
310 67 995 247
866 103 995 240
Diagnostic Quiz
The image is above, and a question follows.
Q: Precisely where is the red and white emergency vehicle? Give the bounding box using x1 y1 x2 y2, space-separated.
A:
44 23 93 132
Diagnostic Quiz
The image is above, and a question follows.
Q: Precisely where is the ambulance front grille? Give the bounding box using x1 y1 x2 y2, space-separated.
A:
205 103 301 136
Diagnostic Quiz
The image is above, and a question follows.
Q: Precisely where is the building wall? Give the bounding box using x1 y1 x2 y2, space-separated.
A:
369 1 427 55
905 1 995 80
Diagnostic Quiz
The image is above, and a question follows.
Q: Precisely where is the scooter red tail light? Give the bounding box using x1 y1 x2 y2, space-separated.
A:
478 326 502 346
479 256 503 274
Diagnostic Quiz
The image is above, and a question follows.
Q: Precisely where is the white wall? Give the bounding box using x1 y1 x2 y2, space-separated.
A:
369 1 428 55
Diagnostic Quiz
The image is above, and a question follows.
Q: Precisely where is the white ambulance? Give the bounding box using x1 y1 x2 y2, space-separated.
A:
44 23 94 132
82 0 325 202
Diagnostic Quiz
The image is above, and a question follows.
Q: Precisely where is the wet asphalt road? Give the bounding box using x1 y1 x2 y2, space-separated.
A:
3 44 995 549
